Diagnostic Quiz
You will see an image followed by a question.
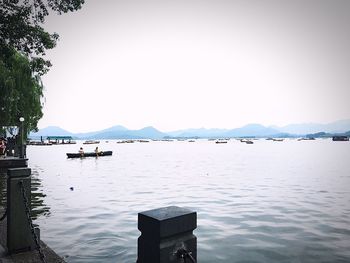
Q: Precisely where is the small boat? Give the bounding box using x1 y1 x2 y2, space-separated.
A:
117 140 135 143
138 140 150 143
83 140 100 144
66 151 113 158
332 136 349 141
272 138 284 142
215 140 227 144
239 139 254 144
298 137 315 141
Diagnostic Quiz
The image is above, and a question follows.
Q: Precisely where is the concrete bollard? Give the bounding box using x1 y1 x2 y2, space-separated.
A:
6 167 39 254
137 206 197 263
0 158 28 175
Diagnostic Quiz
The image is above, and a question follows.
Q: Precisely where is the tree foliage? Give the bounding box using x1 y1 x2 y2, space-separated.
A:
1 0 85 75
0 47 44 135
0 0 85 134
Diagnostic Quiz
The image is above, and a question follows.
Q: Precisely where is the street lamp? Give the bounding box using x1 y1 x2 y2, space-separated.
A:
19 117 24 158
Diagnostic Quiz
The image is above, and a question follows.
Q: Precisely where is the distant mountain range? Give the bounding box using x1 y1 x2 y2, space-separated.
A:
271 119 350 134
30 119 350 140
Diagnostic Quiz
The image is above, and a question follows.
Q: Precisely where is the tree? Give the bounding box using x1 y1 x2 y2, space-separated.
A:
1 0 85 75
0 0 85 135
0 47 44 136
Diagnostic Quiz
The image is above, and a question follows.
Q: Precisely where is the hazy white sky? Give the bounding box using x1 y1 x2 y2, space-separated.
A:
39 0 350 132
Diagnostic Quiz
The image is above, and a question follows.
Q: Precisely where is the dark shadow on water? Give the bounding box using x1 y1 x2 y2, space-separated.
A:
0 169 50 221
30 169 51 220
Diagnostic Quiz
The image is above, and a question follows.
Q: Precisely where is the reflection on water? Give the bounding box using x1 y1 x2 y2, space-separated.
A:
25 139 350 262
0 168 50 220
31 170 51 219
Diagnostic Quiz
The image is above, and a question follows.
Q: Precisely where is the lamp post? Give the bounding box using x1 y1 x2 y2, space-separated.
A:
19 117 24 158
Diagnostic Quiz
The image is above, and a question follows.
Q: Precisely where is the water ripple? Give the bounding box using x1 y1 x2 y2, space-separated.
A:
19 139 350 263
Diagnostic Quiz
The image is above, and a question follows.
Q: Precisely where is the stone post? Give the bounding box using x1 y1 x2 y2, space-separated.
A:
137 206 197 263
6 167 38 254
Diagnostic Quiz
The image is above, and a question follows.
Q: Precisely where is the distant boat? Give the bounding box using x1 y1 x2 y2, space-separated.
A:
298 137 315 141
272 138 284 142
332 136 349 141
215 141 227 144
138 140 150 143
47 136 76 145
117 140 134 143
66 151 112 158
83 140 100 144
239 139 254 144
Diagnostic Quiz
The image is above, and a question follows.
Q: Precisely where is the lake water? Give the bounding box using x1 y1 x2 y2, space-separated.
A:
18 139 350 262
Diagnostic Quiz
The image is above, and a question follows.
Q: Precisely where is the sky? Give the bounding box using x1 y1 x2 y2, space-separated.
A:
39 0 350 133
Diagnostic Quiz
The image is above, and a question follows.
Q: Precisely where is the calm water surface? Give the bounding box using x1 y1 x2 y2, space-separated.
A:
24 139 350 262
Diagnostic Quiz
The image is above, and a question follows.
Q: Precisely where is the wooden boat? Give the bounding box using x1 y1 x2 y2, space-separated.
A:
83 140 100 144
332 136 349 141
66 151 112 158
215 140 227 144
298 137 315 141
272 138 284 142
117 140 134 144
138 140 150 143
238 139 254 144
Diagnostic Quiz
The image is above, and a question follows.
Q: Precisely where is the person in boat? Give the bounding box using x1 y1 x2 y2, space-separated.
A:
95 146 100 156
79 147 84 156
